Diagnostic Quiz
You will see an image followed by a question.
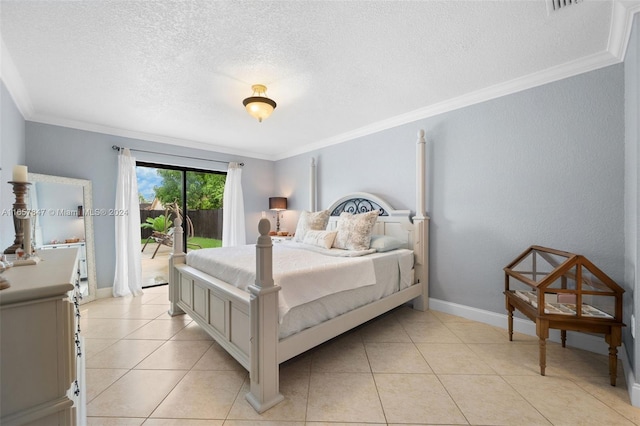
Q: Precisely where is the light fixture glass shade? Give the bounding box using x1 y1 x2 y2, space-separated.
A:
269 197 287 211
243 84 276 122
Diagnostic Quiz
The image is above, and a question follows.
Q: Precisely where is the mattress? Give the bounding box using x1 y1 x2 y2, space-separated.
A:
186 243 414 338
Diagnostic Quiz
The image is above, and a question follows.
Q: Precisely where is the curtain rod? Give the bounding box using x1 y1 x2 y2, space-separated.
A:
111 145 244 166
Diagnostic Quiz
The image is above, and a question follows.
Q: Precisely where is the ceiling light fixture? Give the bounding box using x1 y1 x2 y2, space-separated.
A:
242 84 276 122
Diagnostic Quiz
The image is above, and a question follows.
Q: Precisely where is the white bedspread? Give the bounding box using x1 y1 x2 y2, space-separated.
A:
186 243 377 321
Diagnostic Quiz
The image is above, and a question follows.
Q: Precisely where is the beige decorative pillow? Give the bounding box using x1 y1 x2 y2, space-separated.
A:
293 210 330 242
303 230 338 249
332 210 379 251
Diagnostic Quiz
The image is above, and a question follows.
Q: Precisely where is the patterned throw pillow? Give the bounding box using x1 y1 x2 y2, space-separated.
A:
303 230 338 249
293 210 330 242
332 210 379 251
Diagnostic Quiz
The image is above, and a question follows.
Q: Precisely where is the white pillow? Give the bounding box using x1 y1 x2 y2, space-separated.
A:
332 210 379 251
303 230 338 249
293 210 330 242
369 235 405 252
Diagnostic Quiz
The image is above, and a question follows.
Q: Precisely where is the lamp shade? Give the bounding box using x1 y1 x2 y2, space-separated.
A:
269 197 287 211
243 84 276 122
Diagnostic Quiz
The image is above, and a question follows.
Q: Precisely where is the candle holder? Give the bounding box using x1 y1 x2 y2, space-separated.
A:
4 181 31 255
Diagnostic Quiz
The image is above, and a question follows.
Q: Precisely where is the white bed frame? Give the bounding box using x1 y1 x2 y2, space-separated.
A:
168 130 429 413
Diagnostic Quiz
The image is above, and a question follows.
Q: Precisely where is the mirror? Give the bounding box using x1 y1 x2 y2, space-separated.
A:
28 173 97 303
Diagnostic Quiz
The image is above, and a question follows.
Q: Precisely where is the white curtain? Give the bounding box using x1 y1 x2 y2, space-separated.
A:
222 162 246 247
113 149 143 297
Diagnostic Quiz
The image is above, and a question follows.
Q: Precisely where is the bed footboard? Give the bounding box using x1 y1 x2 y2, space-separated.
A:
173 264 252 369
168 216 283 413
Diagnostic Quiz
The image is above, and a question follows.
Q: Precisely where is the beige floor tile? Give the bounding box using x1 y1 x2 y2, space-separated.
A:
122 304 172 320
96 293 164 305
87 418 145 425
224 421 304 426
374 373 467 424
416 343 496 375
86 339 164 369
466 343 541 376
170 321 214 341
80 302 131 318
439 374 551 425
445 321 507 343
142 420 223 425
86 368 129 402
80 318 150 339
84 338 119 358
311 334 370 373
141 293 170 305
306 423 385 426
570 375 640 424
192 342 246 371
87 369 187 418
543 343 619 380
227 370 309 421
504 374 636 425
135 340 212 370
365 342 432 374
151 370 247 419
359 315 412 342
123 318 191 340
402 320 463 343
431 310 474 323
392 305 442 324
306 372 385 423
140 284 169 294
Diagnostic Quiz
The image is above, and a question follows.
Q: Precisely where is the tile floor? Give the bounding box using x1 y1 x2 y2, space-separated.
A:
82 286 640 425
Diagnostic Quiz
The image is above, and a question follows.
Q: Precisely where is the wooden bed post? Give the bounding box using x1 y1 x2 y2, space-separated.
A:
310 157 316 211
413 129 429 311
168 215 186 316
245 218 284 413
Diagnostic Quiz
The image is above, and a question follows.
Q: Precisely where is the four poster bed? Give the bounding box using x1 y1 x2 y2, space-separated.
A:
168 130 430 413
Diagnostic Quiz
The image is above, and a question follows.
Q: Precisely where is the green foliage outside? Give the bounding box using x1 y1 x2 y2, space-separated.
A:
140 214 172 233
140 237 220 249
188 237 222 249
154 170 226 210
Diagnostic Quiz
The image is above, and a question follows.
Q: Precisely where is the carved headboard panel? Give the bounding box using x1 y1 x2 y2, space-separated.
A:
326 192 413 249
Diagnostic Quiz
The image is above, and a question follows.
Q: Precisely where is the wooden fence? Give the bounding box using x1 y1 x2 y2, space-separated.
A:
140 209 223 240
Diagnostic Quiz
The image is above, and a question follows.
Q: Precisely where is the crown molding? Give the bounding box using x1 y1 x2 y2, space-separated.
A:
608 1 640 61
274 2 640 161
3 3 639 163
29 113 273 161
0 36 33 118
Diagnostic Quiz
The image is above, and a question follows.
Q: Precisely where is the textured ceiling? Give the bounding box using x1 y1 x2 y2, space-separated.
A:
0 1 632 160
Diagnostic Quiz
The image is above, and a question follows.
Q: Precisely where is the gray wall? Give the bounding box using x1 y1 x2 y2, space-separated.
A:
625 14 640 383
277 64 626 319
0 80 26 251
25 123 274 289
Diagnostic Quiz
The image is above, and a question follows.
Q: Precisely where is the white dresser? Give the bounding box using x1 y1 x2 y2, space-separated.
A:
38 242 87 281
0 248 86 426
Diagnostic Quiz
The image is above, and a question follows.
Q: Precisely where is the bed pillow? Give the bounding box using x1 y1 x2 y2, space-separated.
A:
332 210 379 251
303 230 338 249
293 210 330 242
369 235 406 252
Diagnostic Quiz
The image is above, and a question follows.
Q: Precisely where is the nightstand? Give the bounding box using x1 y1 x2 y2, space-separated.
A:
271 236 293 243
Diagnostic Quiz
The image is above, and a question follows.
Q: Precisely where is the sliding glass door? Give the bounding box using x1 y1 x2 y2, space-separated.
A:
137 163 226 288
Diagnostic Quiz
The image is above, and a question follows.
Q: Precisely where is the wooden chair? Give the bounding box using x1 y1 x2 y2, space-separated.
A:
141 215 201 259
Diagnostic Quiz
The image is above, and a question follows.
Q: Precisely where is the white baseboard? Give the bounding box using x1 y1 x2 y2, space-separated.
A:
95 286 112 299
429 297 639 407
429 297 612 354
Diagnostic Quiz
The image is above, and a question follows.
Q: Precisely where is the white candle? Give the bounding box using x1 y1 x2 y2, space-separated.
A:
261 211 266 218
12 165 28 182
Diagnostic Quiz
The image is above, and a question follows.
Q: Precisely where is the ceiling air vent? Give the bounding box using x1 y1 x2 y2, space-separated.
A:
548 0 582 13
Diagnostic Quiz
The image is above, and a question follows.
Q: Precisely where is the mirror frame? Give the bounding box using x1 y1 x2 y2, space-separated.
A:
30 173 97 303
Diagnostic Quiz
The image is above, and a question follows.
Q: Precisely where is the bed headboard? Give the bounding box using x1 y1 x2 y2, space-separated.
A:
325 192 414 249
